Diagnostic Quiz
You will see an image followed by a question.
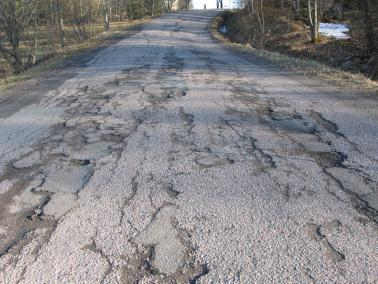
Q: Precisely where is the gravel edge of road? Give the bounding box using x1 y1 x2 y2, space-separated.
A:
210 11 378 95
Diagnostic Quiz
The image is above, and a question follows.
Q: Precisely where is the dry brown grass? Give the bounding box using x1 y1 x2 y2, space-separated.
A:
211 12 378 94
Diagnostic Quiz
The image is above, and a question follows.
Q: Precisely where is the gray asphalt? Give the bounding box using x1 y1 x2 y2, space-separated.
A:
0 10 377 283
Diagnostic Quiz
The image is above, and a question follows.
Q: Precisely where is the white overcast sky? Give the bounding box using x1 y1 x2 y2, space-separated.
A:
192 0 239 9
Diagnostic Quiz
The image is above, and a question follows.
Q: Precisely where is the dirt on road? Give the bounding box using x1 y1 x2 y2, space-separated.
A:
0 10 377 283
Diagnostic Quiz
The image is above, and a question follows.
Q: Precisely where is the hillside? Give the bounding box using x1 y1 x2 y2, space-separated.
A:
221 1 378 81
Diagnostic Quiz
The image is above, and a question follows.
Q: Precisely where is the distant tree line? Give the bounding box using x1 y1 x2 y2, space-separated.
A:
0 0 191 74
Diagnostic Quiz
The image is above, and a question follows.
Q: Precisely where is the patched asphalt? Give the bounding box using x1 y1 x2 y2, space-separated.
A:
0 10 377 283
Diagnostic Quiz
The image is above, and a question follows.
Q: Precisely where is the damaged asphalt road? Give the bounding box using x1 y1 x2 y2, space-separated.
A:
0 10 377 283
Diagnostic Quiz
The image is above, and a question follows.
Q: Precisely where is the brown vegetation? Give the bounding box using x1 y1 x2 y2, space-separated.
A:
222 0 378 81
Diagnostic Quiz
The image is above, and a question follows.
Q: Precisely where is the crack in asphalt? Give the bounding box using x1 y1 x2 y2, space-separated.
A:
225 83 377 222
82 234 113 283
306 222 345 263
119 169 141 227
0 10 377 283
220 116 277 169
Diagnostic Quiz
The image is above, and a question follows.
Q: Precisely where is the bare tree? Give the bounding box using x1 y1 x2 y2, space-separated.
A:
177 0 190 10
247 0 265 46
56 0 66 48
164 0 175 12
0 0 191 74
308 0 318 42
0 0 42 73
102 0 110 31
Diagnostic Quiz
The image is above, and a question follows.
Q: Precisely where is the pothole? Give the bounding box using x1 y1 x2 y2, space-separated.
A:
307 151 347 168
195 153 235 169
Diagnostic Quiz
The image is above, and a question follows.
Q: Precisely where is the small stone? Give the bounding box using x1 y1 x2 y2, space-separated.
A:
33 208 43 218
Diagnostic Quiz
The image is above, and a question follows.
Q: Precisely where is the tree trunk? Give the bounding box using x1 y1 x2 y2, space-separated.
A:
105 12 110 30
314 0 318 40
59 17 66 48
56 0 66 48
30 9 37 65
12 52 25 74
308 0 318 43
363 0 376 54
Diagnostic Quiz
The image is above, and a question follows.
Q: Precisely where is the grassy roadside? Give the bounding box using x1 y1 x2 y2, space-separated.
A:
210 12 378 94
0 18 150 92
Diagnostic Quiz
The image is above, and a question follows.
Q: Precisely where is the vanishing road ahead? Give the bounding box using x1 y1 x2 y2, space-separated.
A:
0 11 377 283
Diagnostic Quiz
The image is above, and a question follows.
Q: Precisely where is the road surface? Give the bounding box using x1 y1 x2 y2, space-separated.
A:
0 10 377 283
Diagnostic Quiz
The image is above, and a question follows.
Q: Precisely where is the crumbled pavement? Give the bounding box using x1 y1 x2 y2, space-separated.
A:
0 10 377 283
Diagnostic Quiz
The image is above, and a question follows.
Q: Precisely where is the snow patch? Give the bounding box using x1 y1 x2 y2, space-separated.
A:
219 26 227 34
319 23 350 39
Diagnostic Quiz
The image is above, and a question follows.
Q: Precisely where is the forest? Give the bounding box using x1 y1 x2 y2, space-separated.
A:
0 0 190 75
